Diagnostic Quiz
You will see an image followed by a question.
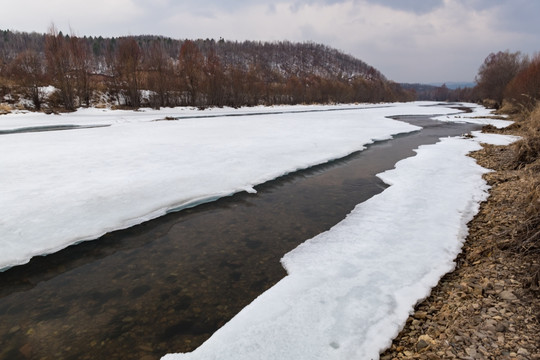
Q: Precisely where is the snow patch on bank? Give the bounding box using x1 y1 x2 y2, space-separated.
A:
434 102 513 128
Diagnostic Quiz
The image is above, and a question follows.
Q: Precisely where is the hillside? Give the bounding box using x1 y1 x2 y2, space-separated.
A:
0 29 412 111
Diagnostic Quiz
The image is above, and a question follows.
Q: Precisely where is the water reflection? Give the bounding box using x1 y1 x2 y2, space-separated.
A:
0 116 480 360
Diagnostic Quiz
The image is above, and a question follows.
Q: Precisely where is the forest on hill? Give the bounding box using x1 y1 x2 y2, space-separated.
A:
0 28 413 111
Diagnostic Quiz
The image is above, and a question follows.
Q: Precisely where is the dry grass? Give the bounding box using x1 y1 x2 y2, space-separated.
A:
510 174 540 256
505 104 540 258
513 105 540 168
0 103 11 115
477 103 540 288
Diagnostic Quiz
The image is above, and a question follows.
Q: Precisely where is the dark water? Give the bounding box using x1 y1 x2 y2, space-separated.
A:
0 115 480 360
0 124 110 135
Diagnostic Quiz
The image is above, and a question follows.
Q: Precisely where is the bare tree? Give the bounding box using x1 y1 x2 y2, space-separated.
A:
476 50 527 107
45 25 76 110
115 37 142 108
178 40 205 106
69 34 93 107
145 40 176 108
504 54 540 111
9 50 47 110
204 47 226 107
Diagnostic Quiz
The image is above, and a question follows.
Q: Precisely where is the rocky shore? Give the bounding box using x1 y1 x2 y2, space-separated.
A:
380 124 539 360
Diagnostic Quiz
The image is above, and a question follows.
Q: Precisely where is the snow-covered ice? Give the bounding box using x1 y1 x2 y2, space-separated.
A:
1 101 517 359
434 102 513 128
1 102 461 270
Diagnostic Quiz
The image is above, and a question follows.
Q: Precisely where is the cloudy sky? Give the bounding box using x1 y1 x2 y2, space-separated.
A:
2 0 538 83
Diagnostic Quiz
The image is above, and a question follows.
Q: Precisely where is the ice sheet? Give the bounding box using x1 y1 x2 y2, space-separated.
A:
434 102 513 128
1 103 462 270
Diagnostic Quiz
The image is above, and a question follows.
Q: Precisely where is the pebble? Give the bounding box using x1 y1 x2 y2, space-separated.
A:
499 290 518 301
416 339 429 351
19 343 32 358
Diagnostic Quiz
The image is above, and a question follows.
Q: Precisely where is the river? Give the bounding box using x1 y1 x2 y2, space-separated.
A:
0 114 480 360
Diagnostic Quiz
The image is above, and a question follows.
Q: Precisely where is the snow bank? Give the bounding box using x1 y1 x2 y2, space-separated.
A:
472 130 521 145
1 103 461 270
163 131 519 360
434 102 513 128
0 104 387 130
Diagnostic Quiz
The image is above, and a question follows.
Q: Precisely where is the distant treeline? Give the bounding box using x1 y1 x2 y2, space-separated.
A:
0 28 414 111
399 83 478 102
402 50 540 111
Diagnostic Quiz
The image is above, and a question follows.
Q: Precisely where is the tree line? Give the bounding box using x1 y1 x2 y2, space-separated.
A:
399 83 477 103
0 28 413 111
402 50 540 110
477 50 540 112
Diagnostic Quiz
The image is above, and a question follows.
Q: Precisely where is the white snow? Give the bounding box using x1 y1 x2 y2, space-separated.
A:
0 103 388 130
471 130 521 145
1 101 517 359
1 102 461 270
434 102 513 128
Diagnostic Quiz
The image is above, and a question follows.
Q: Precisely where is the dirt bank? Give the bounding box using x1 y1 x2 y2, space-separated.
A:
380 120 540 360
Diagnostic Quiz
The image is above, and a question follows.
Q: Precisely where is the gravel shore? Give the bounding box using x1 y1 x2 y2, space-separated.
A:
380 126 539 360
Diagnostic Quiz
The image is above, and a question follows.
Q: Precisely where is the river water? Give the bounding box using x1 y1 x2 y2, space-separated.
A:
0 114 480 360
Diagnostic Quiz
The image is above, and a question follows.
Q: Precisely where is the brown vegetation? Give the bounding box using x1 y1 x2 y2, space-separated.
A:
505 54 540 113
0 29 414 111
475 51 528 107
511 108 540 257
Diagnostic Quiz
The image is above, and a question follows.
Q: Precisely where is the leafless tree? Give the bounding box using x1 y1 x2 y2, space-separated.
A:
146 40 176 108
504 54 540 111
9 50 47 110
178 40 205 106
115 37 142 107
476 50 528 107
69 34 93 107
45 25 76 110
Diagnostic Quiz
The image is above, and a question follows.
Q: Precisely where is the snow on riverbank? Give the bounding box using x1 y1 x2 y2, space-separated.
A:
163 123 517 360
434 102 513 128
1 102 462 270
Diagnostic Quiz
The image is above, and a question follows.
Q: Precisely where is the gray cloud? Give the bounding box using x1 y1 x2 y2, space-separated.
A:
364 0 445 14
494 0 540 34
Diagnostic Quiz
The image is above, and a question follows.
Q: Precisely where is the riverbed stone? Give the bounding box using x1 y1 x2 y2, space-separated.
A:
499 290 518 301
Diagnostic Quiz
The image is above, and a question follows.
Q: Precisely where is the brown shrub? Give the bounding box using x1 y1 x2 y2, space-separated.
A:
513 104 540 168
498 100 521 115
504 54 540 112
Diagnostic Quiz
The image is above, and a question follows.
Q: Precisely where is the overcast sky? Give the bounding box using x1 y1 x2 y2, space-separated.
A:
2 0 538 83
